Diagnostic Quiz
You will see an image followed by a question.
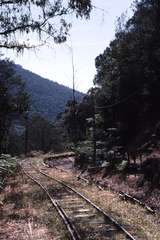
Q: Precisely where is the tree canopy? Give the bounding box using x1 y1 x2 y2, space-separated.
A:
93 0 160 146
0 59 29 153
65 0 160 167
0 0 92 51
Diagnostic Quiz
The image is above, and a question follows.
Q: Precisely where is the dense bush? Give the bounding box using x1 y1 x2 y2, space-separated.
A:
0 154 20 190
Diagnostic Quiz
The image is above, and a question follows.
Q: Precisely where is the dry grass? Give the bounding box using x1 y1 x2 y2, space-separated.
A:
37 157 160 240
0 164 70 240
8 154 159 240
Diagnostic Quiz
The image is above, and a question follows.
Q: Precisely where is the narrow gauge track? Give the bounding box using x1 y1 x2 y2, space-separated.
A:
45 156 155 215
77 174 155 214
44 160 155 215
23 169 80 240
24 166 137 240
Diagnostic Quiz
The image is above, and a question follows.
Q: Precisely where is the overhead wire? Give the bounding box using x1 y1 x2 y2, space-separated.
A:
95 88 140 109
95 76 157 110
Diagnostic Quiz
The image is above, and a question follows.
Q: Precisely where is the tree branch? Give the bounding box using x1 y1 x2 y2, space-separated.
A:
0 9 71 36
0 0 45 5
0 0 15 4
0 24 38 36
0 41 45 51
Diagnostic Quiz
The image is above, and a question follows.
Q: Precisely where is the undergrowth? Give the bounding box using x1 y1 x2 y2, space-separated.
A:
0 154 20 190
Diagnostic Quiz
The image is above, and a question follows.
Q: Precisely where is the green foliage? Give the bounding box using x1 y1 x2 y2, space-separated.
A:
0 154 20 190
64 94 93 143
72 0 160 168
15 64 84 120
69 0 92 18
28 115 64 153
0 0 92 50
116 160 128 171
0 59 29 153
75 141 93 167
8 114 67 155
94 0 160 147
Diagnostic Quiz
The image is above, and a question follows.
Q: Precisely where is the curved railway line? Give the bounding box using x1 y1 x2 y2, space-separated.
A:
22 166 137 240
44 158 155 215
77 174 155 214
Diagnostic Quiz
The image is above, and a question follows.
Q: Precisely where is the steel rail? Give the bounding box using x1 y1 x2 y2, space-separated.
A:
77 174 155 214
44 159 155 214
37 168 137 240
119 191 155 214
22 168 81 240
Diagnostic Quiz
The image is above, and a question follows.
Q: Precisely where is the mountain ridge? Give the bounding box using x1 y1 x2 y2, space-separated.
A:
15 64 84 120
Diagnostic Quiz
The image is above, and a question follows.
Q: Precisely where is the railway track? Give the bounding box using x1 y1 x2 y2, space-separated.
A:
77 175 155 214
23 166 137 240
45 158 155 215
44 159 155 215
75 173 155 214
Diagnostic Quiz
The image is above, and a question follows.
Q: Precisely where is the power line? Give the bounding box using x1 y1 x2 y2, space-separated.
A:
95 88 140 110
92 5 108 14
95 76 157 110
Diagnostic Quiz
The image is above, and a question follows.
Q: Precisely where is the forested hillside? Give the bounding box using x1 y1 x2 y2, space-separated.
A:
0 1 160 239
62 1 160 214
15 65 84 120
92 0 160 152
65 0 160 184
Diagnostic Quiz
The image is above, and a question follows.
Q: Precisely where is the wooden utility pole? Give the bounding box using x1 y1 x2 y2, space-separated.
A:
71 44 76 104
92 92 96 164
69 43 77 144
24 112 29 156
41 126 45 152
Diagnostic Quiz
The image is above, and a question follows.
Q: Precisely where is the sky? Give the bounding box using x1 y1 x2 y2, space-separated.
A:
2 0 134 93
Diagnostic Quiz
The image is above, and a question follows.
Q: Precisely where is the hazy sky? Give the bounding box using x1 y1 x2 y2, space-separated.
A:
2 0 134 93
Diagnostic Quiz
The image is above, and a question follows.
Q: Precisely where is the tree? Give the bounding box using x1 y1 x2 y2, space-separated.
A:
92 0 160 161
0 59 29 153
27 115 63 153
0 0 92 51
64 95 93 143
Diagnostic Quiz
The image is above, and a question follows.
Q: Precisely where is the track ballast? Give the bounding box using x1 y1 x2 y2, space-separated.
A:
23 166 137 240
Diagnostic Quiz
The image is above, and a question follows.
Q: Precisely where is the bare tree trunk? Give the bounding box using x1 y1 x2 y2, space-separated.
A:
25 114 29 155
92 95 96 165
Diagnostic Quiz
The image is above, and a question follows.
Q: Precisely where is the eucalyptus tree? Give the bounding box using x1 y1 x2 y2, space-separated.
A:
93 0 160 148
0 59 29 153
0 0 92 51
